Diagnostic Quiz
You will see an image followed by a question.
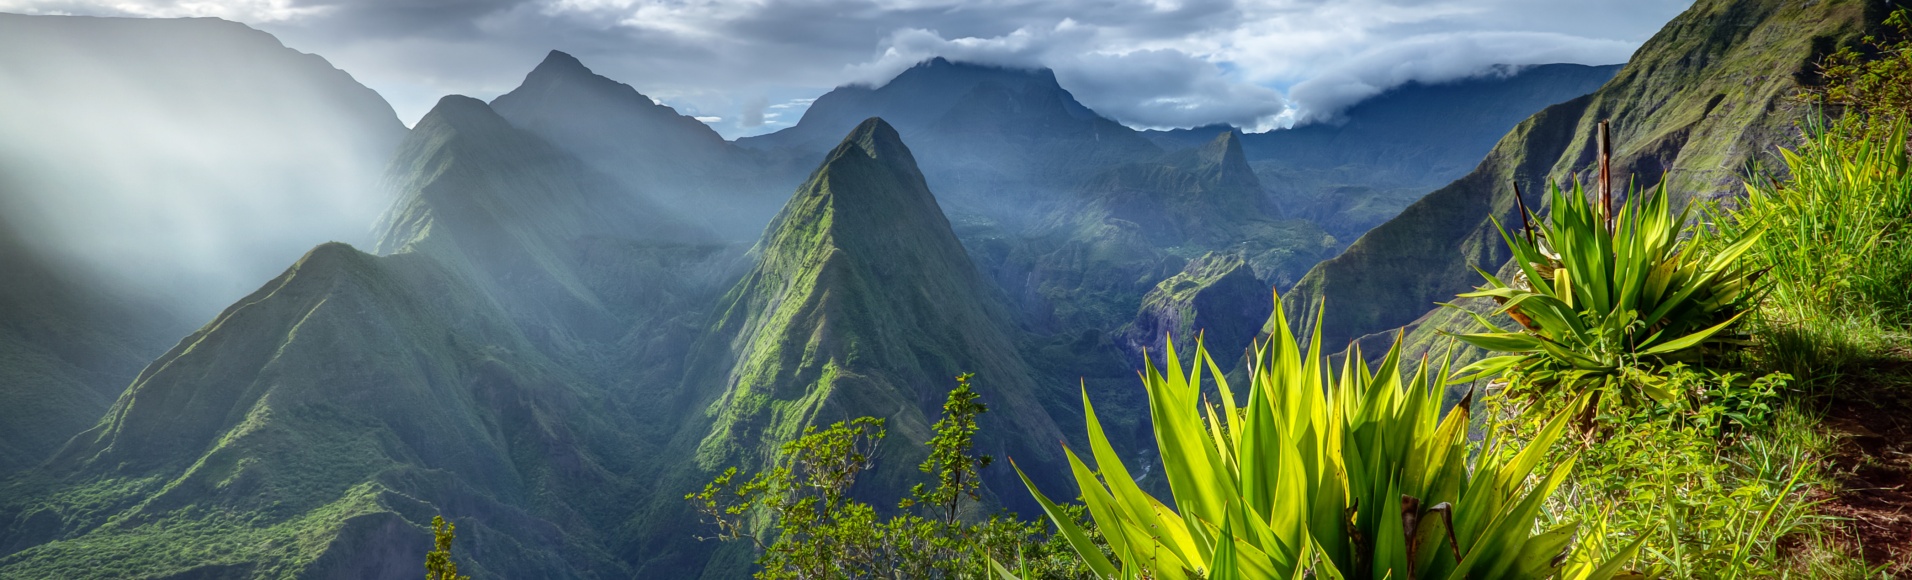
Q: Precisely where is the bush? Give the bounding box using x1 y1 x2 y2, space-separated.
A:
1699 117 1912 384
1012 302 1642 579
1489 369 1837 578
1449 178 1762 419
687 375 1094 580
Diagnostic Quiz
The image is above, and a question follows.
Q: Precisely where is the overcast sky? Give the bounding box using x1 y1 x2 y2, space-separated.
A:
0 0 1693 138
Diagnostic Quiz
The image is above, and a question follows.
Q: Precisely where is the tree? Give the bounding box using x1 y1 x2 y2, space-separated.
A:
425 515 471 580
687 374 1094 579
1808 7 1912 122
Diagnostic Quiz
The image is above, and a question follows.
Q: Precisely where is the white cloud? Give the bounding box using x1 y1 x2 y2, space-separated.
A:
0 0 1695 134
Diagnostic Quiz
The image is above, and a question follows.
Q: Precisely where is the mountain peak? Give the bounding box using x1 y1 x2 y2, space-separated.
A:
693 119 1066 502
833 117 916 168
533 49 588 75
1201 130 1246 166
416 94 508 133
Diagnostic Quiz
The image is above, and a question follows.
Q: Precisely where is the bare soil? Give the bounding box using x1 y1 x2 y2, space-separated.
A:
1815 353 1912 574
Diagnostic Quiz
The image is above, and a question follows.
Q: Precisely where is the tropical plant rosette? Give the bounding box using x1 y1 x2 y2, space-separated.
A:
1448 178 1763 414
1005 297 1644 579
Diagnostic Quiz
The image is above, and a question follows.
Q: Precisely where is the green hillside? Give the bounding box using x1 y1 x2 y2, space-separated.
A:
0 218 177 477
0 244 641 578
0 94 742 579
688 118 1070 508
1280 0 1876 351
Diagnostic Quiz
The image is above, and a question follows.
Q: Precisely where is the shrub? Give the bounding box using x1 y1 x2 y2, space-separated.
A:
688 375 1094 580
1012 303 1642 579
1808 8 1912 123
1493 370 1834 578
1699 118 1912 384
1449 179 1762 418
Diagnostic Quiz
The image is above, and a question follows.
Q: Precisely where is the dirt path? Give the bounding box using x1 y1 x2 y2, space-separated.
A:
1817 357 1912 574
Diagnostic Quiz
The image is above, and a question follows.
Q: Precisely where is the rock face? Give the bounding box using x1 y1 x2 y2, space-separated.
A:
1121 252 1273 365
1276 0 1876 352
688 118 1069 508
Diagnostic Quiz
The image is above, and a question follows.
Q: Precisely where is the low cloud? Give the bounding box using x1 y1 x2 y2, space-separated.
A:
740 94 768 128
1284 31 1637 124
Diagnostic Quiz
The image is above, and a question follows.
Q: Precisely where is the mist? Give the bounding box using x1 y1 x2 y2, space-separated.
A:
0 14 405 320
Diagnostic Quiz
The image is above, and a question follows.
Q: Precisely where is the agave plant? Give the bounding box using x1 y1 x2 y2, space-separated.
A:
1007 302 1643 579
1449 179 1763 409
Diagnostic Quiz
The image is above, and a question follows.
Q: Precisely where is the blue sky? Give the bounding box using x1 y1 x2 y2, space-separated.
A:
1 0 1694 138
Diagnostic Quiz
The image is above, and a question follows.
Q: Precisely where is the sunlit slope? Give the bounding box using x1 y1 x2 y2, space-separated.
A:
0 244 645 578
0 93 737 580
0 219 174 477
690 118 1069 506
1279 0 1875 350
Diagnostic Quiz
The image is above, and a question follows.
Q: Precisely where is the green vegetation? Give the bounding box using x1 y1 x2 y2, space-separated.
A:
689 375 1090 579
1809 8 1912 122
1450 177 1761 416
1281 0 1870 350
1700 116 1912 386
1450 108 1908 575
1017 303 1640 579
427 516 472 580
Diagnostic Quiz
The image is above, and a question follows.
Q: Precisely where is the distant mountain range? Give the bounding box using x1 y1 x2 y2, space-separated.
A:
0 11 1666 578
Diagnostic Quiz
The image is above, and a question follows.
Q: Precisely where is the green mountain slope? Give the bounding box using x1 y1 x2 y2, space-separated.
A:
0 93 740 579
0 216 175 477
0 244 641 579
689 117 1069 508
1280 0 1876 351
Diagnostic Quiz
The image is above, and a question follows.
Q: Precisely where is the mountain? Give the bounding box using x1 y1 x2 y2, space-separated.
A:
1276 0 1876 353
689 118 1069 505
0 14 406 317
1120 251 1272 365
378 95 715 337
1147 63 1621 240
0 215 175 477
739 58 1161 227
1006 131 1334 336
490 51 794 240
0 94 738 579
0 243 642 579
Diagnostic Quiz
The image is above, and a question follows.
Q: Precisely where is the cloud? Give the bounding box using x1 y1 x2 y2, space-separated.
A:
0 0 1695 135
842 19 1287 130
1284 31 1638 124
740 94 767 128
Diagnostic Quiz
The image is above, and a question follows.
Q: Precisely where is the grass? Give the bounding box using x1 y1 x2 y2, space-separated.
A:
1700 117 1912 390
